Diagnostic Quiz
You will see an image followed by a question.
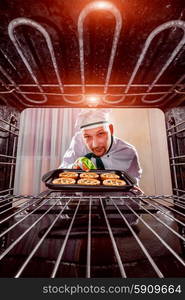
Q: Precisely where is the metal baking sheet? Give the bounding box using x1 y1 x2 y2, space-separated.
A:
42 168 136 192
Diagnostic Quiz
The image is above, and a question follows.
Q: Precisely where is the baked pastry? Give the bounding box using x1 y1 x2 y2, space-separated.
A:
80 172 99 179
100 173 120 180
77 178 100 185
103 179 126 186
52 178 76 184
59 172 78 179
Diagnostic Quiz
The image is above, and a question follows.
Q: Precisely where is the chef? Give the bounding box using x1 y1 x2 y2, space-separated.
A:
59 109 142 185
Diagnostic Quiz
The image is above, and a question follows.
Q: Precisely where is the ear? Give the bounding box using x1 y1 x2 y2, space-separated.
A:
109 124 114 135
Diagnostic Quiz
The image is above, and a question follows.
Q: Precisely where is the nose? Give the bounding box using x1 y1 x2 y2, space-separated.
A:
92 137 98 148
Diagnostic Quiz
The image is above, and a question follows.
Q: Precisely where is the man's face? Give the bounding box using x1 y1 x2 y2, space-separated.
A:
82 125 112 157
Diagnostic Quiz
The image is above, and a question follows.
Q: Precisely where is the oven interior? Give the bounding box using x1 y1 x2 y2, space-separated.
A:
0 0 185 277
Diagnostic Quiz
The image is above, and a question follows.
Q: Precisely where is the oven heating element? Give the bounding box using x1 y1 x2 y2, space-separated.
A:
0 1 185 108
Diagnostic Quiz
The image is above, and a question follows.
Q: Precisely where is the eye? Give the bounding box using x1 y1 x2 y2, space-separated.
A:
84 135 90 139
97 132 105 136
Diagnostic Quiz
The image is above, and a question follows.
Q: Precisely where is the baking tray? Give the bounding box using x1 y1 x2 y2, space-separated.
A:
42 169 136 192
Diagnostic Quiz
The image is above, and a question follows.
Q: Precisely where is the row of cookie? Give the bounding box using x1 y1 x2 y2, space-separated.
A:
52 177 126 186
58 171 120 180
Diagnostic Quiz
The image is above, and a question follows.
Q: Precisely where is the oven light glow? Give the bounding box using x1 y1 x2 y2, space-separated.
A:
86 95 101 107
93 1 112 10
86 95 100 103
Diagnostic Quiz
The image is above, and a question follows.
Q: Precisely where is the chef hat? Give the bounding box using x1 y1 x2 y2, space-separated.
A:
75 109 112 130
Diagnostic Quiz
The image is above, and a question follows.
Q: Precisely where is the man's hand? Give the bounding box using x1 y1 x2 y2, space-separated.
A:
132 186 145 195
72 157 96 171
72 158 91 171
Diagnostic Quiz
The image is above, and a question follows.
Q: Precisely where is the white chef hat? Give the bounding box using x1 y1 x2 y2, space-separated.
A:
75 109 112 130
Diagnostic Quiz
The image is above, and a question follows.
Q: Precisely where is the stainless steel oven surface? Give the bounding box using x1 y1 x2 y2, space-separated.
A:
0 0 185 278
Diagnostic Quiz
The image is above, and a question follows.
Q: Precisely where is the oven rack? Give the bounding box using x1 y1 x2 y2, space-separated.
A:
0 192 185 278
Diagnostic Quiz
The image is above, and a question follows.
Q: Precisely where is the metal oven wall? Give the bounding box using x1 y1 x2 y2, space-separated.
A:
0 105 20 196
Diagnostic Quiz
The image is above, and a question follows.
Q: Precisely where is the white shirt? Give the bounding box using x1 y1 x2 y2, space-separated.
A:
59 131 142 184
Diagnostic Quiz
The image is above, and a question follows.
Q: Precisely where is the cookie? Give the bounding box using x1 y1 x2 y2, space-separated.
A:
102 179 126 186
52 178 76 184
80 172 99 179
59 172 78 179
100 173 120 180
77 178 100 185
